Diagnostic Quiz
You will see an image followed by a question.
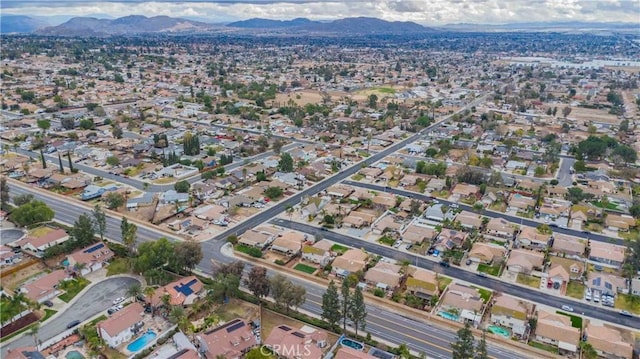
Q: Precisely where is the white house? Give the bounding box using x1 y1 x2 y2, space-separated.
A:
97 302 145 348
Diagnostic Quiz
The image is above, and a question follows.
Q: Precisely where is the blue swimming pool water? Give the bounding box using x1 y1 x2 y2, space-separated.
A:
126 330 156 352
61 259 70 266
340 338 364 351
65 351 85 359
488 325 510 338
438 311 459 321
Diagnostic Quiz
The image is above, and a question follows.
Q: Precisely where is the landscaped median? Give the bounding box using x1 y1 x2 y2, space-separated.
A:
233 251 558 359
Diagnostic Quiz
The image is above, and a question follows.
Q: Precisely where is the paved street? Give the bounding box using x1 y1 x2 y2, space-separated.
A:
1 277 139 356
342 180 625 246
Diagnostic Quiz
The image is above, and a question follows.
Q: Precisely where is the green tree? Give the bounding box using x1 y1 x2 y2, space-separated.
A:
321 280 341 331
245 266 270 300
57 152 64 173
92 204 106 241
476 330 488 359
11 200 54 227
104 192 125 210
348 286 366 336
534 166 545 177
66 152 74 173
368 94 378 109
127 283 142 300
211 273 241 303
451 321 474 359
340 280 352 333
39 148 47 169
270 274 306 314
106 156 120 167
36 119 50 133
121 217 137 252
12 194 34 207
172 240 202 273
71 213 96 247
0 177 9 210
580 342 598 359
112 126 123 139
264 186 283 200
278 152 294 172
174 180 190 193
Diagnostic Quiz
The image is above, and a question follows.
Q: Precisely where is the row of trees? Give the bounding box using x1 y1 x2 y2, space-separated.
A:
182 131 201 156
321 280 367 336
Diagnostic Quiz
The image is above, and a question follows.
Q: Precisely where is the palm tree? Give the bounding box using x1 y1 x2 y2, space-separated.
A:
127 283 142 301
28 323 40 349
143 286 156 316
169 306 185 325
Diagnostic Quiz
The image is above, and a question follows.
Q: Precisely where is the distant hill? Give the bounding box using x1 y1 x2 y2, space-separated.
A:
440 21 640 34
36 15 216 36
227 17 318 29
227 16 433 34
1 15 48 33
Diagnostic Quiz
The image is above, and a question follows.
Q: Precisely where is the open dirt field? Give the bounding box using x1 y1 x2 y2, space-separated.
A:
571 106 620 125
2 261 47 291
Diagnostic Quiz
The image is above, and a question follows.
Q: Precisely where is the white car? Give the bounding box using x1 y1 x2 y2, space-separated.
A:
450 204 459 209
113 297 125 305
561 305 574 312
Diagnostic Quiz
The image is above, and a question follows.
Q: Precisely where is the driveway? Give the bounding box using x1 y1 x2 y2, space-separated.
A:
1 276 140 356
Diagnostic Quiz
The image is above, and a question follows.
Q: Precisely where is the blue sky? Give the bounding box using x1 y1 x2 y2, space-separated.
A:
2 0 639 25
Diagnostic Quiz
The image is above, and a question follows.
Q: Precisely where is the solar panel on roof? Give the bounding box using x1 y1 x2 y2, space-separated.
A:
292 332 305 338
226 320 245 333
174 284 194 296
185 278 198 287
278 325 292 331
85 243 105 254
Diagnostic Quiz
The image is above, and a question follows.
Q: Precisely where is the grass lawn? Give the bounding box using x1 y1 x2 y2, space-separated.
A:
565 281 585 300
477 263 501 276
614 294 640 314
619 229 639 241
106 258 131 276
330 244 348 254
556 311 583 328
294 263 316 274
376 87 396 94
358 151 370 158
585 223 603 233
474 287 493 303
28 226 55 237
488 201 507 212
41 309 57 322
58 277 91 302
438 277 452 292
516 274 540 288
153 177 176 184
529 341 558 354
378 236 395 246
215 298 260 323
591 201 618 210
351 174 364 181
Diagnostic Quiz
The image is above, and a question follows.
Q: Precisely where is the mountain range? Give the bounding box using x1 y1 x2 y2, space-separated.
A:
1 14 638 36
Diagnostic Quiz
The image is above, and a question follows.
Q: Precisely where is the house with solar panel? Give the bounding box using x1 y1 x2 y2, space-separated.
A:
147 276 204 308
67 242 115 276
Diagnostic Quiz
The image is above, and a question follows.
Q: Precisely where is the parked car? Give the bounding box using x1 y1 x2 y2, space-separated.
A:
465 258 472 266
43 300 54 307
67 320 81 329
439 260 450 268
620 310 633 317
561 305 574 312
113 297 125 305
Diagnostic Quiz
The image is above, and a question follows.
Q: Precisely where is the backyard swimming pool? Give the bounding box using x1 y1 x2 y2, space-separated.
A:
488 325 511 338
340 337 364 351
438 311 459 321
65 351 85 359
126 330 156 352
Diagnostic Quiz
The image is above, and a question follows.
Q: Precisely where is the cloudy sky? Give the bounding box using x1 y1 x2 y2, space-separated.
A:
2 0 639 25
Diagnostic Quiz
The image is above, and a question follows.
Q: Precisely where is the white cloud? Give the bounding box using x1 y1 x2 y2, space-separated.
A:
2 0 639 25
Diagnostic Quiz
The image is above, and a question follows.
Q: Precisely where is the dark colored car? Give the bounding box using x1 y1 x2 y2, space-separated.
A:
67 320 81 329
43 300 54 307
439 260 450 268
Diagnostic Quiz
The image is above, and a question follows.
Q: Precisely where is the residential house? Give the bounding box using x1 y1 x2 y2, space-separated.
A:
490 295 532 337
570 210 589 228
97 302 145 348
550 233 585 258
326 184 354 199
159 190 189 205
331 249 368 278
426 178 446 192
0 245 20 266
372 193 397 209
301 239 334 267
468 243 506 264
67 242 114 276
485 218 516 241
424 204 450 222
401 223 437 244
506 249 545 274
588 241 626 269
546 264 570 289
20 269 69 303
238 227 278 249
539 200 570 219
264 324 328 359
349 188 374 202
549 257 584 281
439 283 485 326
270 231 305 257
454 211 483 230
343 211 376 229
147 276 203 308
587 272 627 296
534 310 580 353
359 167 383 180
334 347 377 359
405 267 439 299
364 262 402 291
605 214 636 232
400 174 419 187
584 323 633 359
516 226 551 251
193 204 227 221
507 194 536 212
372 214 402 235
451 184 479 199
11 228 70 257
196 318 257 359
434 229 468 252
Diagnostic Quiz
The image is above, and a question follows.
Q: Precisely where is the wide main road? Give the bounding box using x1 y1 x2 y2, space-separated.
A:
343 180 625 246
273 218 640 330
